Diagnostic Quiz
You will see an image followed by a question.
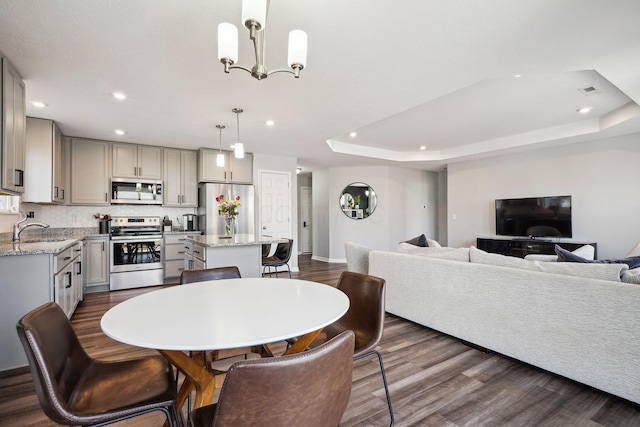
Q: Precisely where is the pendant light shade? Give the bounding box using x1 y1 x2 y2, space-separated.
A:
218 23 238 63
241 0 267 30
233 108 245 159
215 125 226 167
288 30 308 69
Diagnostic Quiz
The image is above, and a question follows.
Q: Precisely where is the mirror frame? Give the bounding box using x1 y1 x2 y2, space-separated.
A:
339 182 377 220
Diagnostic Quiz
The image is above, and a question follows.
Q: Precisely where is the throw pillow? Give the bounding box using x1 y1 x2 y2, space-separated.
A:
397 243 469 261
427 239 441 247
403 234 427 247
523 244 595 262
555 245 640 269
621 269 640 285
626 242 640 258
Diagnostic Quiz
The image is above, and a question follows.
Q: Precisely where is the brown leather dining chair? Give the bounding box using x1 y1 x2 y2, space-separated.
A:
180 265 241 284
311 271 394 426
16 302 180 427
189 330 355 427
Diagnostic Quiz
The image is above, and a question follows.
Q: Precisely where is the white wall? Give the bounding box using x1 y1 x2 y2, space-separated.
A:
447 133 640 259
312 165 438 262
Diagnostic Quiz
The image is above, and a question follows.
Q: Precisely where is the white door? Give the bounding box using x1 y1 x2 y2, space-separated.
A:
300 186 312 253
260 171 291 239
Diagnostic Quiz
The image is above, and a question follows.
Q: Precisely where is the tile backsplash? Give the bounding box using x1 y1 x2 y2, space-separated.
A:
1 202 197 232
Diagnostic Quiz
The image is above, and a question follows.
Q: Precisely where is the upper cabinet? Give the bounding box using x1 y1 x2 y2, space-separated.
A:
198 148 253 184
112 143 162 180
70 138 110 205
163 148 197 207
23 117 66 203
1 57 26 195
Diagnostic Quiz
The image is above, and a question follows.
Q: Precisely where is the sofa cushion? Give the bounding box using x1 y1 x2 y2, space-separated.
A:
621 269 640 285
470 246 627 282
555 245 640 269
403 234 427 247
397 243 470 262
523 244 595 262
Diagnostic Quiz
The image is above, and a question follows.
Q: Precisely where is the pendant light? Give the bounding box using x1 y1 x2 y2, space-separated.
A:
215 124 225 167
232 108 245 159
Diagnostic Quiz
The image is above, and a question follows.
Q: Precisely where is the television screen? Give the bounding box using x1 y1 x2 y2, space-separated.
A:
495 196 572 238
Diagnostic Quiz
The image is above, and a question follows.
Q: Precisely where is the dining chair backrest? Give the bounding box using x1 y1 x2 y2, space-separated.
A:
273 238 293 263
208 330 355 427
180 266 241 284
16 302 93 424
321 271 386 356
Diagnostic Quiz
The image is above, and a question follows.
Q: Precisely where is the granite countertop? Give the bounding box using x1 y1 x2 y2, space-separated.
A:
0 238 83 256
185 234 286 248
162 230 202 235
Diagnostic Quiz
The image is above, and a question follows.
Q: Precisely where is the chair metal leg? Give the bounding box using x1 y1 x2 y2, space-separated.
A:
355 350 394 427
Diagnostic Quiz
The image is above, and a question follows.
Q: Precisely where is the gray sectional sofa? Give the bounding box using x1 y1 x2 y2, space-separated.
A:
363 244 640 404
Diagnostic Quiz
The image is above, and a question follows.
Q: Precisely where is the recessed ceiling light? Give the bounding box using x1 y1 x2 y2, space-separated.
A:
514 74 522 78
31 101 47 108
114 129 125 135
577 107 593 114
349 132 357 137
265 120 275 126
112 92 127 100
419 146 426 150
296 167 302 174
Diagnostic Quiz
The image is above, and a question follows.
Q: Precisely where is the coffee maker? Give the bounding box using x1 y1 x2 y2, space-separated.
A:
182 214 197 231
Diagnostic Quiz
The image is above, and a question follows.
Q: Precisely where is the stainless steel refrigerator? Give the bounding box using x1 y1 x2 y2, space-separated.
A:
197 183 255 235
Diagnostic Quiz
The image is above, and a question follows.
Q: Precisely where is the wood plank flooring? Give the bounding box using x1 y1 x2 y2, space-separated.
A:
1 255 639 426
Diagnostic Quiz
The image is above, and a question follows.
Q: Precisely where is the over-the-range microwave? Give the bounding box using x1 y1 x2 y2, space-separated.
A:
111 178 163 204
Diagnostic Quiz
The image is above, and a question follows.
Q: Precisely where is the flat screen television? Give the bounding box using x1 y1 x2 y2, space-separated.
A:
495 195 572 238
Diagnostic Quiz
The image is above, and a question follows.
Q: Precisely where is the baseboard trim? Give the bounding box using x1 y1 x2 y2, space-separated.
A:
311 255 346 264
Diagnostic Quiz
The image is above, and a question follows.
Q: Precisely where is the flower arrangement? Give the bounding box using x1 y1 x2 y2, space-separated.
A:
216 195 241 219
93 212 112 221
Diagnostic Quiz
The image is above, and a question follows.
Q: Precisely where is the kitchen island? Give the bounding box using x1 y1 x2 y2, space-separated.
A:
183 234 287 278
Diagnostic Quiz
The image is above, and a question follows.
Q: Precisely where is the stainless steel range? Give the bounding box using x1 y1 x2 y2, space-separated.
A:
109 216 163 291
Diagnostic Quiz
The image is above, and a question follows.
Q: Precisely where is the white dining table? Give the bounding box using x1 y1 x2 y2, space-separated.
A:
101 278 350 411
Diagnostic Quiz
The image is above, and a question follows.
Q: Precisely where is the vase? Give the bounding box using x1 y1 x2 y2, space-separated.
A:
224 217 235 237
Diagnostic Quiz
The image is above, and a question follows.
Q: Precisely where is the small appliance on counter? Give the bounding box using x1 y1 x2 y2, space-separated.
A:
182 214 197 231
163 216 172 232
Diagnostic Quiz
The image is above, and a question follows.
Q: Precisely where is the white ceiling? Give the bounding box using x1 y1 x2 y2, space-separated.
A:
1 0 639 172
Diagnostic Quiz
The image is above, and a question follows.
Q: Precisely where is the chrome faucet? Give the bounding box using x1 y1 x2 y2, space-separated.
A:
12 213 50 242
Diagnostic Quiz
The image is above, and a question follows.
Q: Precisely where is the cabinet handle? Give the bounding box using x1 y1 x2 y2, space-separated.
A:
61 189 65 200
178 251 185 254
102 241 105 251
16 169 24 187
76 261 82 275
178 238 185 241
224 171 227 180
230 171 233 180
65 271 72 288
105 193 108 202
194 250 200 254
54 186 59 198
64 256 71 261
138 166 141 176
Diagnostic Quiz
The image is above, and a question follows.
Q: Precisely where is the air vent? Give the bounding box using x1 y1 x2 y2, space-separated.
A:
578 86 600 96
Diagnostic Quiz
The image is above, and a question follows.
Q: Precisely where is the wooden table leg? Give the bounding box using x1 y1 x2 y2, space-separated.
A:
282 329 322 355
159 350 216 410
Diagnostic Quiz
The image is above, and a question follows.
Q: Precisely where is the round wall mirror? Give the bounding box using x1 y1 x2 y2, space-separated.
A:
339 182 377 219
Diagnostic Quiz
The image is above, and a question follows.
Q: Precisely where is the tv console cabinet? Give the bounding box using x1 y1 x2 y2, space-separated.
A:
476 238 597 259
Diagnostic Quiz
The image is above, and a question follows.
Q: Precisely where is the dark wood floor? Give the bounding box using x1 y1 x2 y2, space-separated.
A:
1 255 639 426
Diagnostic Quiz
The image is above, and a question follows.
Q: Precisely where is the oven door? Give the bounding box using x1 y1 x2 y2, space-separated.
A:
110 236 163 273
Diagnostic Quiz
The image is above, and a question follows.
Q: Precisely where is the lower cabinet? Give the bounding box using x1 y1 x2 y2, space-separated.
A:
53 241 83 319
84 236 110 290
183 240 205 271
164 233 198 279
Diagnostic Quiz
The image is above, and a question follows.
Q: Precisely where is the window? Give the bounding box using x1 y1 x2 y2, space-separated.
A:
0 195 20 214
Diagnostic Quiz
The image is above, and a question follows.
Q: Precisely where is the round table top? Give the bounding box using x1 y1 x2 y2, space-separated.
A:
100 278 350 351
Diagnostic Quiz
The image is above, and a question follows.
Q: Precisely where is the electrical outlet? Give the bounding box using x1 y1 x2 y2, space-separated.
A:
27 211 34 218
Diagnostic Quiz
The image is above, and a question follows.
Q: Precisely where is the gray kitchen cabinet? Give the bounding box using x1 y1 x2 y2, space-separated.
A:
70 138 110 205
163 233 193 279
23 117 66 203
163 149 197 207
183 240 205 271
53 241 83 319
198 148 253 184
84 236 109 289
112 143 162 180
1 57 26 194
0 241 83 371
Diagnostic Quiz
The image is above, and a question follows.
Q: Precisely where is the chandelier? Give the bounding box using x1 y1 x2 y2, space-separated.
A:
217 0 308 80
